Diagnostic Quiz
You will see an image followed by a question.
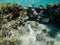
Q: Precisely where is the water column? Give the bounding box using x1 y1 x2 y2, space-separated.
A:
22 0 35 7
0 0 60 7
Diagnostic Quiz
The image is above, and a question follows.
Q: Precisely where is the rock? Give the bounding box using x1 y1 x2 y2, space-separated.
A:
41 18 50 23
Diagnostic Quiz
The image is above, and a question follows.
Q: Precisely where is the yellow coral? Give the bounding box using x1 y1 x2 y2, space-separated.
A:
0 39 6 44
0 30 3 36
0 4 3 8
10 37 18 42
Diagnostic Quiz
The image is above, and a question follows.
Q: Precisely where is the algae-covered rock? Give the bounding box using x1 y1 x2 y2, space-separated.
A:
47 40 54 45
30 22 39 28
30 24 36 28
36 34 43 41
18 27 27 35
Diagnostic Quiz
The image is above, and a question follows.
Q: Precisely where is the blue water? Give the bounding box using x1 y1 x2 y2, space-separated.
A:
0 0 60 7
